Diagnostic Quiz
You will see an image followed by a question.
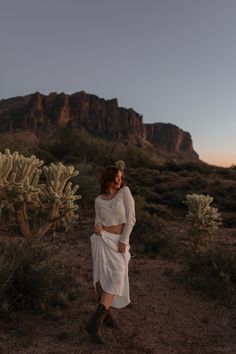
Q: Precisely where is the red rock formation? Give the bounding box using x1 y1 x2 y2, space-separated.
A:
0 91 198 159
0 91 145 142
145 122 199 158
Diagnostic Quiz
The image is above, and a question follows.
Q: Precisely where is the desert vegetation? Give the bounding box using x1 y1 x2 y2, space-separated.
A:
0 138 235 352
0 149 81 320
0 237 79 313
0 149 81 238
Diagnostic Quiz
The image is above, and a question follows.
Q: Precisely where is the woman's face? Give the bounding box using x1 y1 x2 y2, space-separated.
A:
112 170 123 190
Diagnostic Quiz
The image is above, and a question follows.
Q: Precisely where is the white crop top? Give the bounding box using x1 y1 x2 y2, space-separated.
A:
95 186 136 245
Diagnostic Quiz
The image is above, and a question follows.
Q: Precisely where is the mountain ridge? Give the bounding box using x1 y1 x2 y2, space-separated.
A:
0 91 199 161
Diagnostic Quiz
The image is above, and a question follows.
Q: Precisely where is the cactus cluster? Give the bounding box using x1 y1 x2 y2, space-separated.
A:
185 193 222 253
43 162 80 230
0 149 80 237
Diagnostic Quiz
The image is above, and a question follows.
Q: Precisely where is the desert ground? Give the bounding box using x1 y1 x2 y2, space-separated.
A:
0 210 235 354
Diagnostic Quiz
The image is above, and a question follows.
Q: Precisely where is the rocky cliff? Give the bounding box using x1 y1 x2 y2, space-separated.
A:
145 122 198 158
0 92 145 144
0 91 198 159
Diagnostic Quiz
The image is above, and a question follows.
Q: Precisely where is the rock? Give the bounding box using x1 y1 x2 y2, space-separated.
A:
0 91 198 159
145 122 199 158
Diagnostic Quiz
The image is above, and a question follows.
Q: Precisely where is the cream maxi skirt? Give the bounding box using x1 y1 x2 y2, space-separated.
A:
90 230 131 309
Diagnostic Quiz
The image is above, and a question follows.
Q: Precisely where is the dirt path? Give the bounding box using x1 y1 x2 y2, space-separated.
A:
0 221 236 354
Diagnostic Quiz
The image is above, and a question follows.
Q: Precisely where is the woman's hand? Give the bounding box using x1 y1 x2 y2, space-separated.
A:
95 222 103 236
118 241 126 253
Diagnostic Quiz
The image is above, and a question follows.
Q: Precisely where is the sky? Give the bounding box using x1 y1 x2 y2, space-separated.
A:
0 0 236 167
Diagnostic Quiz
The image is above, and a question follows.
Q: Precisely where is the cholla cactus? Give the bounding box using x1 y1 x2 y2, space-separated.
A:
42 163 81 230
0 149 81 237
114 160 126 171
185 193 222 253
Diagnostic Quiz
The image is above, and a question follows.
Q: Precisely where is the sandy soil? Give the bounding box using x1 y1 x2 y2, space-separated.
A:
0 215 235 354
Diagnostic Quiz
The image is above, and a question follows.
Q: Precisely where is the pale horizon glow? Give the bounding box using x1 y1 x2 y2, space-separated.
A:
0 0 236 168
199 151 236 168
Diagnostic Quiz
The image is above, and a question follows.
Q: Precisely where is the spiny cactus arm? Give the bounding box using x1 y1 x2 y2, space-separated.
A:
64 182 80 197
11 153 44 184
42 166 50 187
59 168 79 194
53 162 62 192
43 165 56 191
0 151 13 183
30 173 40 188
43 163 79 196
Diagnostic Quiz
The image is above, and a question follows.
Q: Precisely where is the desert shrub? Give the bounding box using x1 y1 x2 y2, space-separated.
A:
145 203 172 219
187 248 236 304
161 160 213 175
137 173 155 187
133 195 146 216
0 238 78 313
215 167 236 180
0 134 34 158
123 146 149 168
154 174 172 183
161 190 185 208
145 190 161 204
132 212 176 258
178 170 190 177
72 162 99 208
37 141 68 162
188 176 206 190
41 128 112 165
154 184 170 194
185 194 222 254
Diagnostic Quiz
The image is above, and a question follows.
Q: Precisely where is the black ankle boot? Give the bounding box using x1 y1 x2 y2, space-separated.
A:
86 304 108 344
104 307 118 328
97 296 118 328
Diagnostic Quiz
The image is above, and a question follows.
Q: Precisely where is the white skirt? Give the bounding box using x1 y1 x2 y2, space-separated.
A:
90 230 131 308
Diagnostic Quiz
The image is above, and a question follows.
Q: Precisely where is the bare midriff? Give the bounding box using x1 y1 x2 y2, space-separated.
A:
102 224 124 235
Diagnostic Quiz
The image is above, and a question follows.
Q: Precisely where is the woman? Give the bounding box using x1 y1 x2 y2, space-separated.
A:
87 164 136 344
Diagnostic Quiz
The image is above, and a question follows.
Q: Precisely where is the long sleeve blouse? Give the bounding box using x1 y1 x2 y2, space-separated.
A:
95 186 136 245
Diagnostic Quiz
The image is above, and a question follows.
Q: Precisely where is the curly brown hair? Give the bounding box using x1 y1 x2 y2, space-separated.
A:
100 166 125 194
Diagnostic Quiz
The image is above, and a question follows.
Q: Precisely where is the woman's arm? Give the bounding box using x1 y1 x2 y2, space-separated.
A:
119 187 136 245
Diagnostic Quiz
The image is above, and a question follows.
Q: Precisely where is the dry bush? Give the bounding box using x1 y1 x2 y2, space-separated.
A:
161 190 186 208
132 211 177 258
187 248 236 304
0 238 79 313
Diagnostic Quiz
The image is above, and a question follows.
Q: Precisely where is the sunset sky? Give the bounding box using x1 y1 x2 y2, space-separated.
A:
1 0 236 167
